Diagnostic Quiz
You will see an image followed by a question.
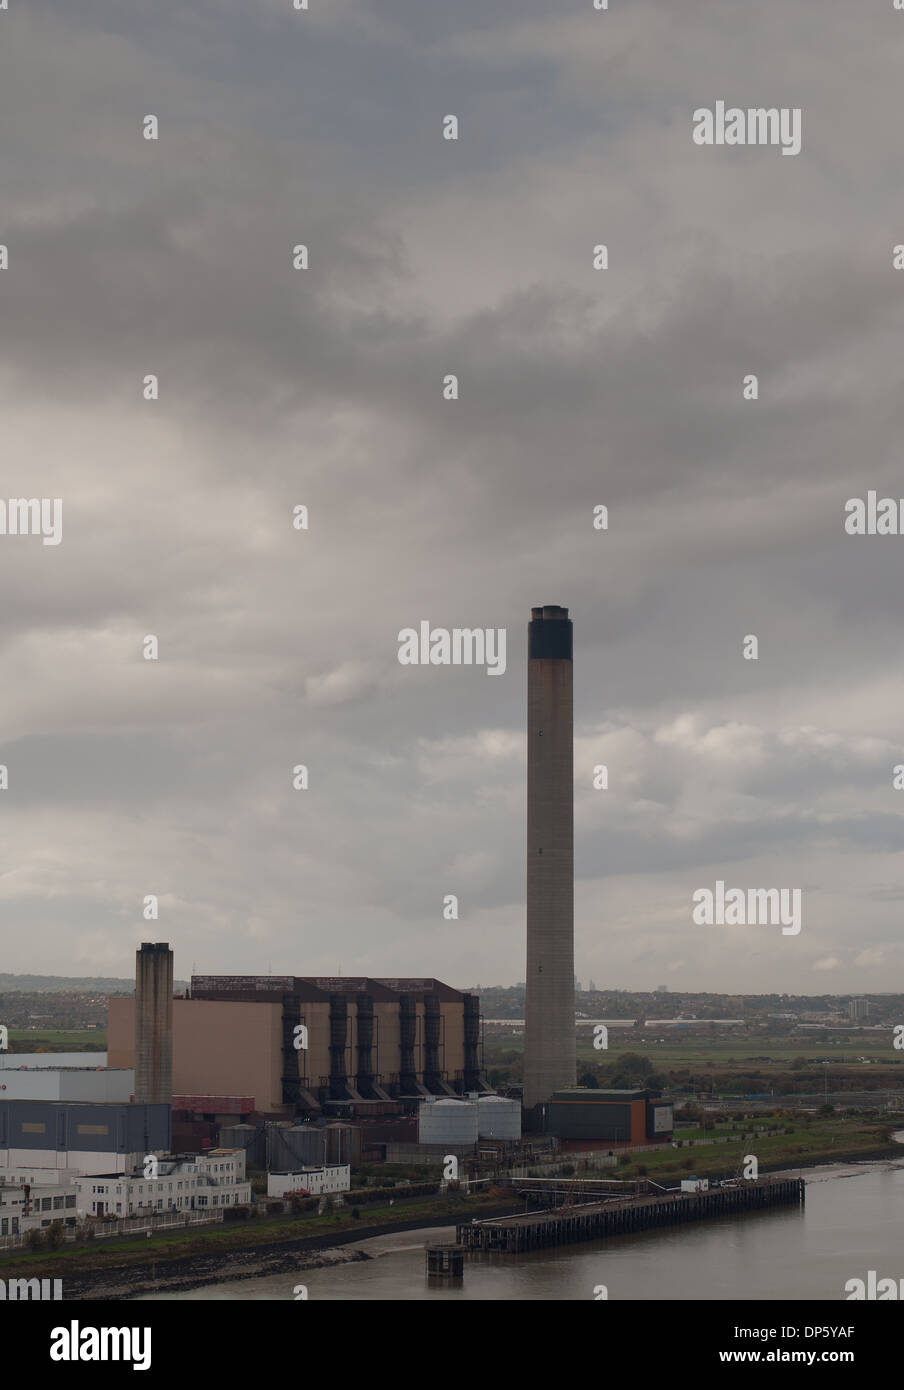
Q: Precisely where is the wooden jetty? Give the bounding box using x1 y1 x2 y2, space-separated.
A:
456 1176 804 1254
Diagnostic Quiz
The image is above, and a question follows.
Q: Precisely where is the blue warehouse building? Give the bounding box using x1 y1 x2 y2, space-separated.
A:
0 1101 171 1176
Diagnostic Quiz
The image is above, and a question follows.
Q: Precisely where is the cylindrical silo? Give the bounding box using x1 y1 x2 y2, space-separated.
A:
324 1123 361 1167
284 1126 327 1169
220 1122 266 1167
417 1098 478 1145
267 1124 326 1171
477 1096 522 1140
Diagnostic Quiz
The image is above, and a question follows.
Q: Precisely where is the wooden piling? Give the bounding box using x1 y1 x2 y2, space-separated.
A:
427 1243 465 1276
455 1177 804 1254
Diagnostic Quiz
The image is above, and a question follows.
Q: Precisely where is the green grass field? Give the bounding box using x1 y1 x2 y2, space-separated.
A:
487 1033 903 1070
4 1030 106 1051
577 1037 902 1066
606 1116 895 1183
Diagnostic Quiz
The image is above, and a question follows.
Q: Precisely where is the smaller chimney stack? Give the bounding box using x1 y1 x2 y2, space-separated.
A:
134 942 173 1106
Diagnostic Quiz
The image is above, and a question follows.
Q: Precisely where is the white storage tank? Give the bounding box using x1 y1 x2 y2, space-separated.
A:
477 1095 522 1140
418 1098 478 1145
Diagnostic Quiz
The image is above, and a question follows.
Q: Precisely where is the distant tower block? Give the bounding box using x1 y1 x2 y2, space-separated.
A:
523 605 576 1112
134 942 174 1106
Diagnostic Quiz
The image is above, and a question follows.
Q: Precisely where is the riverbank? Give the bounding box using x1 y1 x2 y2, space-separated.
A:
125 1151 902 1301
6 1203 523 1301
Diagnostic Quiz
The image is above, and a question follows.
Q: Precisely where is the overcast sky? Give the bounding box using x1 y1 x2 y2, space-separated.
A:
1 0 903 993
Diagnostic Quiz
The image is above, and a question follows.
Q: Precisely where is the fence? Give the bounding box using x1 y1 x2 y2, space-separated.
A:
509 1154 618 1177
0 1208 223 1252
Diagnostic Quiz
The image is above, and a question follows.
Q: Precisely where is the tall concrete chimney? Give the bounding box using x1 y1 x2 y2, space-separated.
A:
523 605 575 1112
134 942 173 1106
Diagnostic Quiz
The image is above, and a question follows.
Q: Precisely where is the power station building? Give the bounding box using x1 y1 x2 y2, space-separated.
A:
109 975 484 1117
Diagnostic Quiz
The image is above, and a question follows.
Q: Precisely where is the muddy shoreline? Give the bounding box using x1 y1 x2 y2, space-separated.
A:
61 1206 523 1300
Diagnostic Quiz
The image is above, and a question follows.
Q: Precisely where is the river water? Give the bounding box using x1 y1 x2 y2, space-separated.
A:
140 1153 904 1301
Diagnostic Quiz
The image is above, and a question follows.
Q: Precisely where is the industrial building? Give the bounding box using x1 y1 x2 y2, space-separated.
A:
0 1053 109 1069
109 974 485 1117
0 1068 133 1104
0 1101 171 1175
545 1089 674 1147
267 1165 350 1198
523 606 577 1115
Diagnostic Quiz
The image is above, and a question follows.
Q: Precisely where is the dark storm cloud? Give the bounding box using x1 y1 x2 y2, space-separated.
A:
0 0 902 987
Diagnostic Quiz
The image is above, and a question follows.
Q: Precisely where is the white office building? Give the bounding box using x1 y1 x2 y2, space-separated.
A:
267 1165 351 1198
76 1150 250 1218
0 1171 79 1237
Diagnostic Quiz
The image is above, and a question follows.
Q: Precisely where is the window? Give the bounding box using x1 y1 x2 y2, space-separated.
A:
1 1220 7 1235
53 1197 63 1209
41 1198 52 1211
65 1196 75 1208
